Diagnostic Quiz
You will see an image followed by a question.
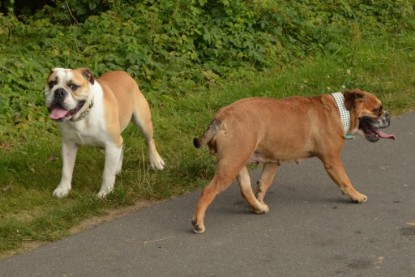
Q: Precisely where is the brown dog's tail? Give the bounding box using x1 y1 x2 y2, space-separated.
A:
193 119 221 148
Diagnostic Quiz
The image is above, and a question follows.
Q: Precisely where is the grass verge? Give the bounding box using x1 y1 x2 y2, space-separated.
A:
0 34 414 257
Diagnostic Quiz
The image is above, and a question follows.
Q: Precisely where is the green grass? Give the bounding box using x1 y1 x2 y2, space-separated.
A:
1 33 415 257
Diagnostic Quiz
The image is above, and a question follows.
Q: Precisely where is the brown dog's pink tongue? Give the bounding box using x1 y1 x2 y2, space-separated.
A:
375 129 396 140
50 108 69 120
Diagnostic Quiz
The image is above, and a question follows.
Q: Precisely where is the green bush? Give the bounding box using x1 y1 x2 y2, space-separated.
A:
0 0 414 129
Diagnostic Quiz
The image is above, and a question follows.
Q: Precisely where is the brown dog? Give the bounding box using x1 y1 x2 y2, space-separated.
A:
192 89 395 233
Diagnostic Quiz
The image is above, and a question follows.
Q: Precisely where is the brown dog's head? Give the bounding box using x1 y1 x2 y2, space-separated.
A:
45 68 94 121
344 89 395 142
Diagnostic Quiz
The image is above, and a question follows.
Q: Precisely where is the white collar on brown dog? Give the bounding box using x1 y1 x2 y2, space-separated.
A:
331 92 351 136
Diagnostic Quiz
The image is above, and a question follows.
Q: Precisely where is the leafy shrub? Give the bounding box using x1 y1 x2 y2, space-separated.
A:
0 0 414 129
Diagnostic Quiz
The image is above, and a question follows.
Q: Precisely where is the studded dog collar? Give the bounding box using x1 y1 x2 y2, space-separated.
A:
70 99 94 122
331 92 351 138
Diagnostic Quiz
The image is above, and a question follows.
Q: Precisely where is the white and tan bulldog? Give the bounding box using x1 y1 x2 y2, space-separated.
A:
45 68 165 198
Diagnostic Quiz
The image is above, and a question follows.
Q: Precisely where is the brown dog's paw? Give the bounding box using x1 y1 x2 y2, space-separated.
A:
191 218 205 234
253 203 269 214
342 188 368 204
355 194 368 203
349 192 368 203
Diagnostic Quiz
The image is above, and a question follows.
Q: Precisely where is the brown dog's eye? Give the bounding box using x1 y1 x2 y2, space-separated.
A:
373 106 383 116
69 84 79 91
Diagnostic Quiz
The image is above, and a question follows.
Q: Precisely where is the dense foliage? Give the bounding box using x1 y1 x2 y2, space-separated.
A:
0 0 414 127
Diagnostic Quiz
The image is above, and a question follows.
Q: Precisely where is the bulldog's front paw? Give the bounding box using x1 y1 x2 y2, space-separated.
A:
97 187 114 198
53 186 71 198
341 187 368 203
345 190 368 203
97 190 109 199
353 193 368 203
150 156 165 171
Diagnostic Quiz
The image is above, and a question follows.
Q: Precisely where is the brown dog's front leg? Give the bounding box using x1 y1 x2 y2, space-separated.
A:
321 157 368 203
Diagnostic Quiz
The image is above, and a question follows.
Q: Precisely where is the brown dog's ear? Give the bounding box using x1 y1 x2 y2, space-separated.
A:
81 68 95 85
344 90 364 111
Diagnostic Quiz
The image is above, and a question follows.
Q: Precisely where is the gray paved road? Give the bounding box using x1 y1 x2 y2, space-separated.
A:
0 113 414 277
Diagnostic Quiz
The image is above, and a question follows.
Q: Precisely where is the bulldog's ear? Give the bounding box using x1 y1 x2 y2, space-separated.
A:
81 68 95 85
47 68 60 80
47 69 55 81
344 90 364 111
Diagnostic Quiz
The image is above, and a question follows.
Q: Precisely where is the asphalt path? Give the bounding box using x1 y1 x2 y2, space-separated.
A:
0 112 414 277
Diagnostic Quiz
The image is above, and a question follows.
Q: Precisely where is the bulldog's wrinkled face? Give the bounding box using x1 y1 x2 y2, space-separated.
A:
45 68 94 121
345 89 395 142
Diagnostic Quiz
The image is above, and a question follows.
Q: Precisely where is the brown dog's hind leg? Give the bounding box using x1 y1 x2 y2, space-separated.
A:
192 152 254 234
192 175 235 234
256 162 279 204
321 156 367 203
237 166 269 214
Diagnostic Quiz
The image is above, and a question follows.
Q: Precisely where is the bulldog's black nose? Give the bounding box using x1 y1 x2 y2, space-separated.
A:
382 112 391 128
54 88 67 99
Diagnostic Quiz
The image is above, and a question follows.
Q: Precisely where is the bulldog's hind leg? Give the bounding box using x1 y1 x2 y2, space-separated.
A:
256 162 279 204
237 166 269 214
321 156 367 203
97 142 123 198
131 103 165 170
192 159 244 234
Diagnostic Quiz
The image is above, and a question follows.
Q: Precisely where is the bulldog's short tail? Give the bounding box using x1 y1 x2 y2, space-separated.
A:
193 119 221 148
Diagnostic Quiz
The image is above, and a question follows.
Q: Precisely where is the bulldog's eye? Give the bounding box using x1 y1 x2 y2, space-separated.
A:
69 84 79 91
373 106 383 116
48 81 57 89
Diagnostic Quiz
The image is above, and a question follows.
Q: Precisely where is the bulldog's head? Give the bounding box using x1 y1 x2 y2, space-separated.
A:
344 89 395 142
45 68 94 121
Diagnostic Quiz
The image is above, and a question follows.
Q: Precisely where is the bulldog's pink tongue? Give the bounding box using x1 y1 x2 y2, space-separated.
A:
375 129 396 140
49 108 69 120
